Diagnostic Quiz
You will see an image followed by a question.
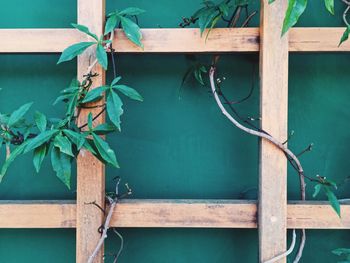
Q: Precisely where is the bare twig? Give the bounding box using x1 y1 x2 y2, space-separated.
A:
264 229 297 263
209 66 306 262
87 197 117 263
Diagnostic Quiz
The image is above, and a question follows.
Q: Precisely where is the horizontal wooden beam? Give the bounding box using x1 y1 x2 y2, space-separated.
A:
0 200 349 229
0 200 76 228
0 28 349 53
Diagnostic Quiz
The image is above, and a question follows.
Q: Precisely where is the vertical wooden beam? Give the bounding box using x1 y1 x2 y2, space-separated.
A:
76 1 106 262
259 0 289 262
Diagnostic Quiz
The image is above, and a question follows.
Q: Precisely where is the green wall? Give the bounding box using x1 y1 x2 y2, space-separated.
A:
0 0 349 262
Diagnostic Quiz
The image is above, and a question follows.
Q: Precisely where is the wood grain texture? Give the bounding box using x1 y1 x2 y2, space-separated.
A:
76 1 105 263
0 201 76 228
1 28 350 53
259 0 289 262
112 28 259 53
0 200 349 229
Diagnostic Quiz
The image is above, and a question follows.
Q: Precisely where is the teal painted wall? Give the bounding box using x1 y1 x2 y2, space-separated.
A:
0 0 349 262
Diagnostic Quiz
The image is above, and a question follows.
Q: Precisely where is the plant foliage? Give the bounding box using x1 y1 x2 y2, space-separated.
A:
0 8 145 188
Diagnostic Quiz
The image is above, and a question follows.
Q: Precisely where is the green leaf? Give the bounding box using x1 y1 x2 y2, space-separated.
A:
312 184 322 198
53 134 74 157
105 14 119 35
8 102 33 127
33 144 47 173
332 248 350 256
57 42 95 64
339 27 350 46
66 93 78 119
53 94 73 105
120 16 143 47
51 147 72 189
0 137 3 151
24 129 58 153
92 133 119 167
118 7 145 16
111 76 122 86
0 141 29 182
88 113 93 131
96 43 108 70
82 85 109 103
63 129 85 150
113 85 143 101
325 186 341 217
282 0 308 36
324 0 334 15
71 23 98 41
198 7 217 35
34 111 47 132
93 123 117 135
107 91 123 130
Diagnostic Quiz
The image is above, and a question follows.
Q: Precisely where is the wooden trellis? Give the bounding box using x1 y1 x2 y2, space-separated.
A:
1 0 350 262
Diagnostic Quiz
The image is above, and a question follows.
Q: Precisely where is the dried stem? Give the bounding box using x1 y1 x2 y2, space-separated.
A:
264 229 297 263
209 66 306 262
87 197 117 263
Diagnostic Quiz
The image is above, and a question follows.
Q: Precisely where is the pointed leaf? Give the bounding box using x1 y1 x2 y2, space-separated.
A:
96 43 108 70
88 113 93 131
0 141 29 182
8 102 33 127
51 147 72 189
71 23 98 40
92 133 119 167
324 0 334 15
93 123 117 135
63 129 85 150
107 91 123 130
282 0 307 35
113 85 143 101
313 184 322 198
105 14 119 35
119 16 143 47
325 186 341 217
118 7 145 16
53 134 74 157
24 129 58 153
33 144 47 173
82 85 109 103
34 111 47 132
111 76 122 86
57 42 95 64
339 27 350 46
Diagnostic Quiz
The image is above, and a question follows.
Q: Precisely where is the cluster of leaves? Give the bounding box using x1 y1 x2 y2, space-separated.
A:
313 176 341 217
332 248 350 262
271 0 350 45
58 7 144 69
0 7 144 189
180 0 251 37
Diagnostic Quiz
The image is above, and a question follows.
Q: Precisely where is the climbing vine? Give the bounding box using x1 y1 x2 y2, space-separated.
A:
179 0 349 262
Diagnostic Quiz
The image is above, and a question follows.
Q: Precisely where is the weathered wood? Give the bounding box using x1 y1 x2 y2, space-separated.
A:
1 28 350 53
112 28 259 53
76 0 105 263
0 200 349 229
259 0 289 262
0 201 76 228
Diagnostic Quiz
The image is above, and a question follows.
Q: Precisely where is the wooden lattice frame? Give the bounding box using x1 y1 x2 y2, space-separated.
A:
1 0 350 262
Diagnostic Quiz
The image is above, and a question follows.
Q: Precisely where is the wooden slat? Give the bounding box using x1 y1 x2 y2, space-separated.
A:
0 29 81 53
0 200 349 229
289 27 350 52
76 0 105 263
1 28 350 53
110 200 257 228
112 28 259 53
0 201 76 228
259 0 289 262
